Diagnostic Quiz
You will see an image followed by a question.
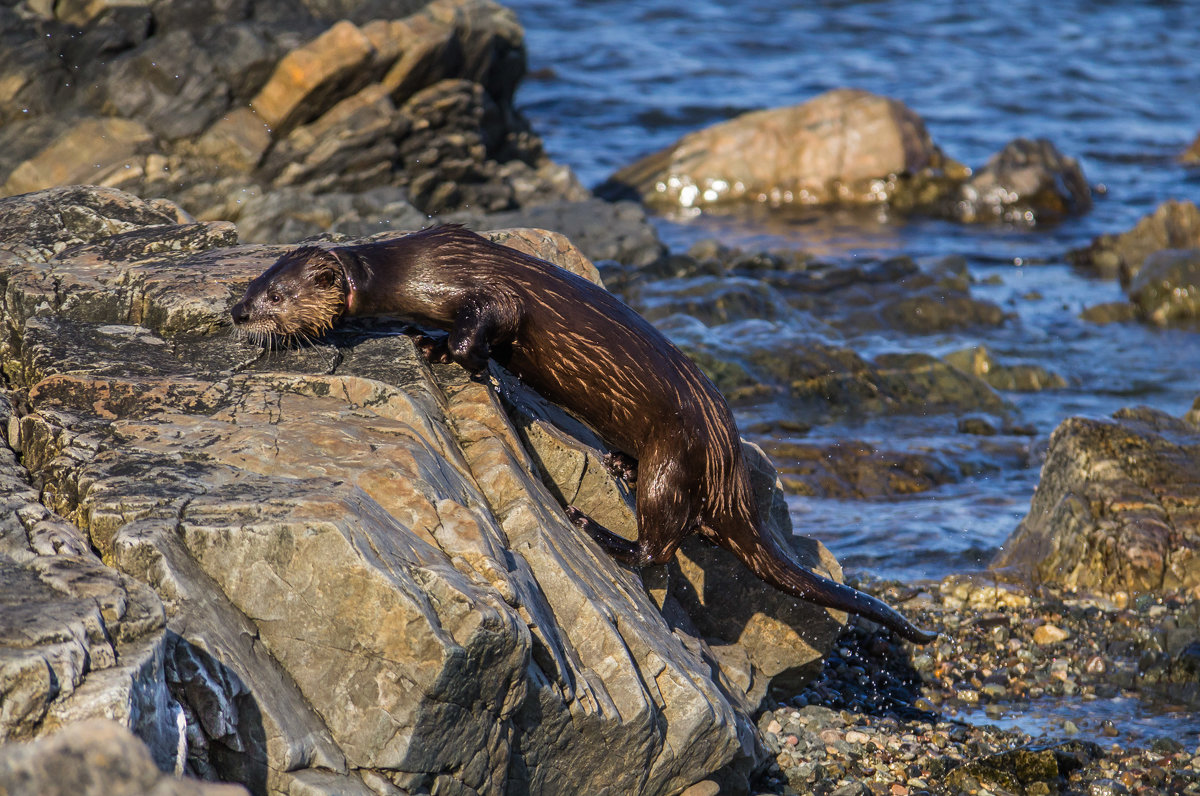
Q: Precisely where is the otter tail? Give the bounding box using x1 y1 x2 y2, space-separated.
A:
710 521 938 644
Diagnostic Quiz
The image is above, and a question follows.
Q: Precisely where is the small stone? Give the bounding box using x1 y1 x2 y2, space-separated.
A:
1063 720 1080 735
1033 624 1070 644
767 719 783 734
1089 778 1130 796
678 781 721 796
845 730 870 744
1101 719 1119 737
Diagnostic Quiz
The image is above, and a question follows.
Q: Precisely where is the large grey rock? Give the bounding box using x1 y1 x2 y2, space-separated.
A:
0 185 867 795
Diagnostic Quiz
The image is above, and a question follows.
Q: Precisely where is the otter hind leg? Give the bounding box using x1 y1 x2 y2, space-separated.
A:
564 506 642 563
567 452 698 567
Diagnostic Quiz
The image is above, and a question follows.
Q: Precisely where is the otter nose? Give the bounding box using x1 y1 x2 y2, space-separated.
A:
231 302 250 325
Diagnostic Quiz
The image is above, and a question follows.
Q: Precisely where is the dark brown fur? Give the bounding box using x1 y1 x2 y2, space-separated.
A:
231 226 936 643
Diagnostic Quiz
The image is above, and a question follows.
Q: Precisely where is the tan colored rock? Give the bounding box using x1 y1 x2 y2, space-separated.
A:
192 107 272 173
265 84 400 191
607 88 952 210
250 20 376 137
375 14 460 104
1182 132 1200 164
485 226 603 283
54 0 149 28
944 345 1067 392
1032 624 1070 645
2 118 155 197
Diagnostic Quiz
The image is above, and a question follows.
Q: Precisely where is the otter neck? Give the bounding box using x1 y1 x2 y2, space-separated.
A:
332 246 379 315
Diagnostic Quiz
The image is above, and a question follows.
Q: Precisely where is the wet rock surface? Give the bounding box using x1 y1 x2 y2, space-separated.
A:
598 241 1013 430
1069 200 1200 283
1127 248 1200 327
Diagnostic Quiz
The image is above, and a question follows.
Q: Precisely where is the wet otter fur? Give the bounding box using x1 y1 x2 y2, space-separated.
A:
231 225 936 644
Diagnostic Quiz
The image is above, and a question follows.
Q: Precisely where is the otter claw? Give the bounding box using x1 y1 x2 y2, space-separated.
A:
602 451 638 486
414 333 452 364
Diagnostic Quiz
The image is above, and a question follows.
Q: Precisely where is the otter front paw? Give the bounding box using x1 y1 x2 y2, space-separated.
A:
414 333 452 364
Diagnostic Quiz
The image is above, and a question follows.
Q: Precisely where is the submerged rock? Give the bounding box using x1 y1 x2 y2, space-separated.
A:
1127 247 1200 326
658 319 1009 424
944 345 1068 391
1069 199 1200 283
0 185 872 794
994 405 1200 595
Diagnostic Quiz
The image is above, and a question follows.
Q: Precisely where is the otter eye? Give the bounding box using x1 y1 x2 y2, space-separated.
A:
268 292 282 304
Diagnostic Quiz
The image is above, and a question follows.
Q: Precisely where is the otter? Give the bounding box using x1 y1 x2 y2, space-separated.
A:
231 225 936 644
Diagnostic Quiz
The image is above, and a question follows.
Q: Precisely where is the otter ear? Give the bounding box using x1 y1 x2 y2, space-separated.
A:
312 264 338 288
305 250 344 289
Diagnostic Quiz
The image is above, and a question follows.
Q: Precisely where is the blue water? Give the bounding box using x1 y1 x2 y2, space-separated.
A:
506 0 1200 583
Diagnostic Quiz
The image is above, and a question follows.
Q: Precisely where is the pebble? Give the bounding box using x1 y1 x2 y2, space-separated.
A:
1033 623 1070 644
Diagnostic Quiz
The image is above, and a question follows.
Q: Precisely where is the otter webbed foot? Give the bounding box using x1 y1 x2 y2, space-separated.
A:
565 505 644 566
413 332 453 364
602 451 638 486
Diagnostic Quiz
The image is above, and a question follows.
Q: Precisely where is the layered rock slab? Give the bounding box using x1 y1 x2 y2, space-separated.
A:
0 185 859 794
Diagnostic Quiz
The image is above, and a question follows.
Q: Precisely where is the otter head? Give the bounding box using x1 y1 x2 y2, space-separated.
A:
231 246 348 345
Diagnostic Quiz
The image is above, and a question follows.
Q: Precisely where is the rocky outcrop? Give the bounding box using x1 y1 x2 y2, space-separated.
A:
597 246 1011 426
993 406 1200 595
600 89 1089 225
0 185 869 794
0 0 589 243
1069 200 1200 283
